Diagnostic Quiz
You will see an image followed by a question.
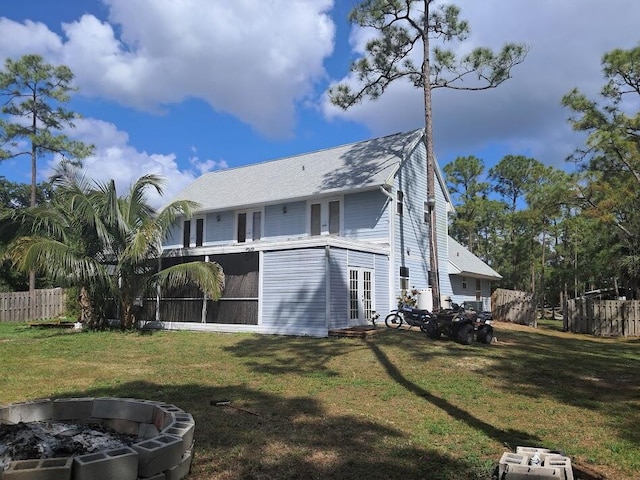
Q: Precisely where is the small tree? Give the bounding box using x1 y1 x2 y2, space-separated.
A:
7 167 225 329
329 0 527 309
0 54 93 295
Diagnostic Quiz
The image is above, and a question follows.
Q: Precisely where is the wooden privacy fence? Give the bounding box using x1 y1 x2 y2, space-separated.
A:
491 288 536 326
0 288 66 322
566 298 640 337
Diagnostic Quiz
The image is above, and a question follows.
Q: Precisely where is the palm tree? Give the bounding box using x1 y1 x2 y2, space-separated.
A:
6 166 224 329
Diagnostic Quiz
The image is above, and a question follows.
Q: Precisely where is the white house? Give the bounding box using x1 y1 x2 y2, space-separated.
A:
157 129 501 336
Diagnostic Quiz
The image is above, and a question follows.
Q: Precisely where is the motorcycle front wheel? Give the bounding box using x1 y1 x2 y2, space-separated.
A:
385 312 403 329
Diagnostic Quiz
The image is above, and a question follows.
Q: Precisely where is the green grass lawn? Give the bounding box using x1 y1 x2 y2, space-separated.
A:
1 320 638 479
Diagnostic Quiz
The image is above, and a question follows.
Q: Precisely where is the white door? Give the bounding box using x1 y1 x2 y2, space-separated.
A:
348 268 374 325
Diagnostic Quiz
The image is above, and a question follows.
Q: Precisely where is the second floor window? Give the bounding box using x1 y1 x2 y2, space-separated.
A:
397 191 404 215
195 218 204 247
310 199 340 236
183 220 191 248
237 210 262 243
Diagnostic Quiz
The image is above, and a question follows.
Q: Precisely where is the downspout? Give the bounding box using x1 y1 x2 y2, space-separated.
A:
325 245 331 333
380 185 395 313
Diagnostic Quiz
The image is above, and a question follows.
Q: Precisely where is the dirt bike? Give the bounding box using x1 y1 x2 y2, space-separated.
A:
384 304 433 331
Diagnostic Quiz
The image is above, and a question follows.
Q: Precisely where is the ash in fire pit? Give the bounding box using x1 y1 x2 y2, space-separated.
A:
0 421 136 471
1 398 195 479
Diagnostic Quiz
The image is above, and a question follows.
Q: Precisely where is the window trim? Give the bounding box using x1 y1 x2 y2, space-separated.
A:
308 198 342 236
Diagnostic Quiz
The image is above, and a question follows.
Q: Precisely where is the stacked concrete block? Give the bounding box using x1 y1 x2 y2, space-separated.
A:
0 399 53 424
0 398 195 480
502 464 564 479
73 447 139 480
2 457 73 480
166 447 194 480
161 413 195 451
499 446 574 480
133 434 184 477
52 398 95 422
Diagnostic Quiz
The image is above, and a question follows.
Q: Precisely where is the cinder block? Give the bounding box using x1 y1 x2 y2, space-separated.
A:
503 464 562 479
2 399 52 424
3 457 72 480
52 398 95 421
133 434 184 478
165 447 193 480
516 446 553 457
152 405 182 430
139 422 160 440
160 414 194 451
544 455 574 480
499 452 529 478
93 398 155 423
101 417 140 436
137 473 166 480
73 447 138 480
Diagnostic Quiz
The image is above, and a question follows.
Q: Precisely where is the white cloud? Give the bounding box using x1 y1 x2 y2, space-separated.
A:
45 118 225 209
323 0 640 167
0 1 335 138
0 18 63 58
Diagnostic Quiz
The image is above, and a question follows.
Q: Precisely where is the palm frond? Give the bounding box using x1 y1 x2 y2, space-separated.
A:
154 261 225 301
6 236 112 289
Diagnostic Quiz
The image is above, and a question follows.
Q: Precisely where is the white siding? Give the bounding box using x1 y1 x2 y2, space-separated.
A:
205 212 234 244
393 141 430 295
264 201 306 239
343 190 390 241
328 249 348 330
262 248 328 335
375 255 390 316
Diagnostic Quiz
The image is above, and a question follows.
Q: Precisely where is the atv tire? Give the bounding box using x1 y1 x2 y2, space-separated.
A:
423 320 441 339
457 323 475 345
477 325 494 344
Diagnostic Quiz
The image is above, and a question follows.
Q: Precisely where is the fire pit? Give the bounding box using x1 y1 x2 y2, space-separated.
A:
0 398 195 479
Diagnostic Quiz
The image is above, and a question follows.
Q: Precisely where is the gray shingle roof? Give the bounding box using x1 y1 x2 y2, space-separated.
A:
448 236 502 280
171 129 424 212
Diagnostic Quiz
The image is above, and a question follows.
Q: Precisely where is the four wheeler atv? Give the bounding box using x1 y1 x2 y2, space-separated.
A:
424 302 493 345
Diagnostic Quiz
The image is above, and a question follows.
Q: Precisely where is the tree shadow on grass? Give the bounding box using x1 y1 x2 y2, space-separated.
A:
485 324 640 448
58 381 486 480
363 337 541 450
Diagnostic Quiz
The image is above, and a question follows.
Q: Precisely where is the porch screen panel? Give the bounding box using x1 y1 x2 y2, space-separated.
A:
158 253 258 324
205 252 259 324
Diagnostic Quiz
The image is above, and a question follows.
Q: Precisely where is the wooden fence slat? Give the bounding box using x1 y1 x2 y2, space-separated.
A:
566 298 640 337
0 288 65 322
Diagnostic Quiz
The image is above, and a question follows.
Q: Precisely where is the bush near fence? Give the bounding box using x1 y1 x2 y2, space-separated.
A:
0 288 66 322
566 298 640 337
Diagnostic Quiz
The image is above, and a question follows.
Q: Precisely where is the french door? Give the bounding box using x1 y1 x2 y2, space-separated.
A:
348 268 373 325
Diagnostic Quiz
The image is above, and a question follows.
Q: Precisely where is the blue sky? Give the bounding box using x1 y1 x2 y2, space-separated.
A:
1 0 639 207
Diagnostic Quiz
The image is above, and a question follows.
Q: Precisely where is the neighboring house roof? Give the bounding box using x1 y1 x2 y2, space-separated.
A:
171 129 451 212
448 236 502 280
